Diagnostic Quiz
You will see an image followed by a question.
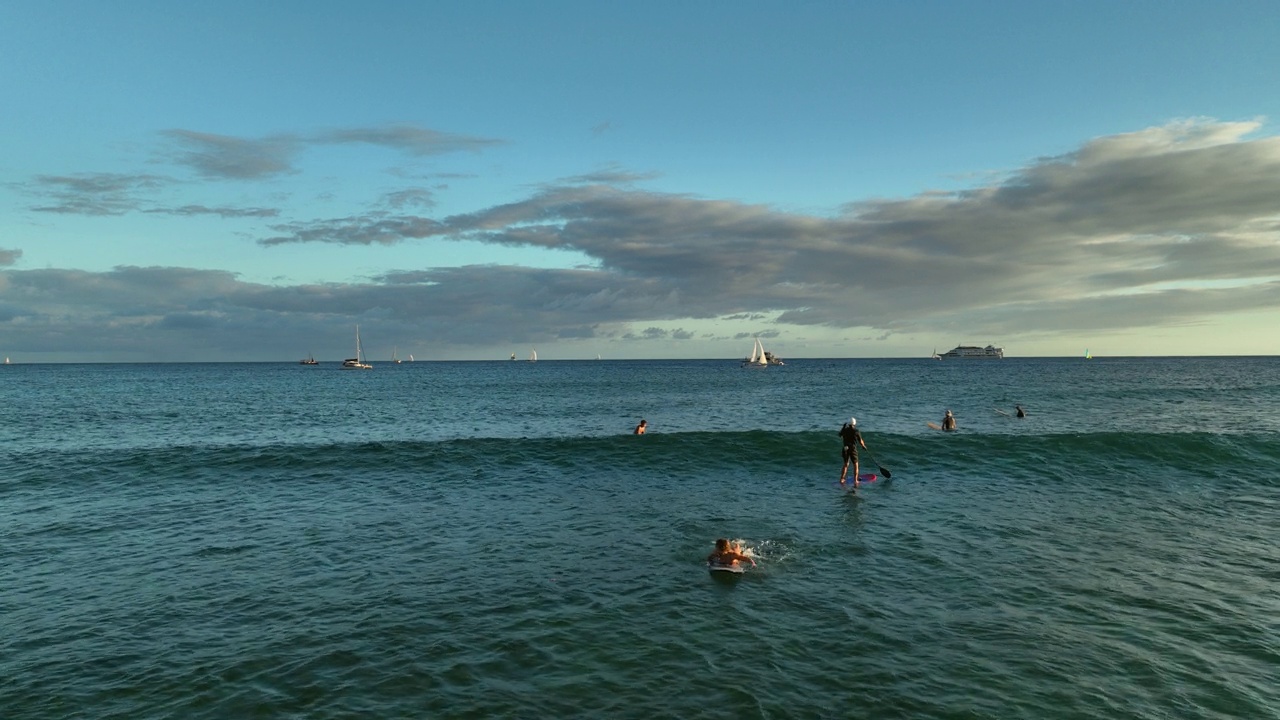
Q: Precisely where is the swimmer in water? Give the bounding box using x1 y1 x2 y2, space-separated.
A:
707 538 756 568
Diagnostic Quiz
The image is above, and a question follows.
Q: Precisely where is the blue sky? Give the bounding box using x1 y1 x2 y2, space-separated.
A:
4 1 1280 361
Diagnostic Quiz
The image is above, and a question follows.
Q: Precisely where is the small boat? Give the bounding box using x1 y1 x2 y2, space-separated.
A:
528 349 537 362
1085 348 1092 360
409 354 414 363
392 346 402 364
510 353 517 361
741 338 768 368
300 353 319 365
930 348 941 360
341 325 373 370
939 344 1004 359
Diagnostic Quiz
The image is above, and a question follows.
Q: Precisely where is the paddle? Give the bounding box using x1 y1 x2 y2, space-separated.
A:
867 452 892 479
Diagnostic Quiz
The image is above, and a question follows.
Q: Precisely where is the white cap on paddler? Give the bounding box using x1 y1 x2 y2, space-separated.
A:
848 417 857 427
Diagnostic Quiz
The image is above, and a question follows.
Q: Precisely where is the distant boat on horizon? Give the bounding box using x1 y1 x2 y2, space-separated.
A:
741 338 768 368
300 352 318 365
341 325 373 370
939 344 1004 359
1085 348 1093 360
528 349 537 362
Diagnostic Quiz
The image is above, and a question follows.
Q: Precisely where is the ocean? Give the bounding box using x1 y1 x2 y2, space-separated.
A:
2 357 1277 719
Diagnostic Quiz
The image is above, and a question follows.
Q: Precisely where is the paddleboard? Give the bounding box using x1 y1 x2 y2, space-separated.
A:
707 562 745 574
836 473 877 485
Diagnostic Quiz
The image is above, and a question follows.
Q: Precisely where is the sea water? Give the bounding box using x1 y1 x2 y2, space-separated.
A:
1 357 1277 719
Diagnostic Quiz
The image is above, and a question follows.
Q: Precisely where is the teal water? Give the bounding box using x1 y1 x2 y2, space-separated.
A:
2 358 1277 718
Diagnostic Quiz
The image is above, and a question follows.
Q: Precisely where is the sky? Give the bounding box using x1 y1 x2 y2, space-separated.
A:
3 1 1280 362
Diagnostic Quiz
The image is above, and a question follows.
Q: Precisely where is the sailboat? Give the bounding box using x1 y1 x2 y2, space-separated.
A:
341 325 373 369
528 349 537 362
408 354 414 363
392 346 402 364
741 338 768 368
1085 348 1093 360
299 352 319 365
510 353 517 361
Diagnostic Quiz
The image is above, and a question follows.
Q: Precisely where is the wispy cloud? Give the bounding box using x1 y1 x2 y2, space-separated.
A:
30 173 169 215
312 125 504 156
143 205 280 218
383 189 436 210
0 248 21 266
161 129 300 180
25 172 279 219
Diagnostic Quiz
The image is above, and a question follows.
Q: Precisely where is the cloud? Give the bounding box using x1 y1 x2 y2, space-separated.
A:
558 165 660 185
383 189 436 210
24 172 279 219
29 173 169 215
7 119 1280 360
313 125 504 156
161 129 300 179
144 205 280 218
255 118 1280 339
0 248 21 266
260 214 447 246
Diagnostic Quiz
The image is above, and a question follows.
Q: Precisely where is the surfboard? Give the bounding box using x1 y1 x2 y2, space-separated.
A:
927 421 942 430
707 562 745 574
835 473 877 491
994 407 1011 417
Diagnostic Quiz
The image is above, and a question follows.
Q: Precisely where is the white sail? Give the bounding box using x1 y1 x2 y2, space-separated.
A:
529 349 537 362
742 338 767 368
342 325 373 369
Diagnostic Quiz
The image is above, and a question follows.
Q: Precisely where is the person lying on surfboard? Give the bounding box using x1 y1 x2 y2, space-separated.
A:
839 417 868 486
707 538 755 568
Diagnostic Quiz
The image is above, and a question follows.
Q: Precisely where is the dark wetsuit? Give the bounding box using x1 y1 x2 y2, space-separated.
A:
839 424 862 462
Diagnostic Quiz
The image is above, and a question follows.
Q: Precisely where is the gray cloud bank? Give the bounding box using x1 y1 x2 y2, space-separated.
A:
5 119 1280 360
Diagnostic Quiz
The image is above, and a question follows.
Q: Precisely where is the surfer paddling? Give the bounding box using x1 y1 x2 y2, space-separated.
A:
707 538 755 568
838 417 868 487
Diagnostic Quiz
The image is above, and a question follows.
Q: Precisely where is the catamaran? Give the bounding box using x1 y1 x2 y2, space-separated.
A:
341 325 373 369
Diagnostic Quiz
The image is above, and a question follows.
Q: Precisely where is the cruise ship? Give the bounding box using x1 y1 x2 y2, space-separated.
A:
939 344 1004 359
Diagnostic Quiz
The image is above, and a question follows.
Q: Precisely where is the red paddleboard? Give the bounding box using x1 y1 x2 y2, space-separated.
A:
836 473 877 487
